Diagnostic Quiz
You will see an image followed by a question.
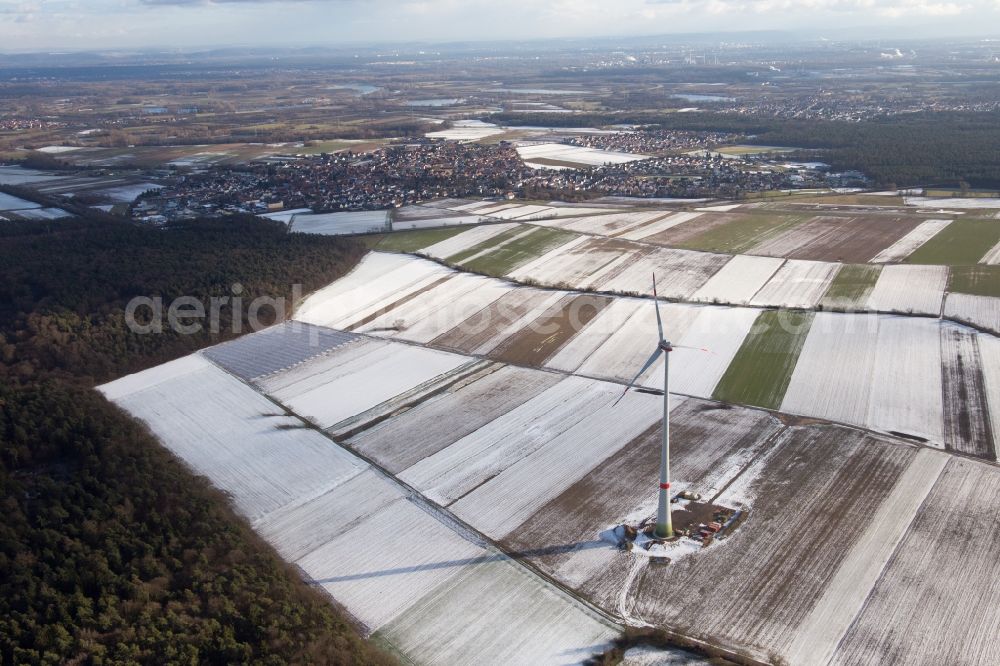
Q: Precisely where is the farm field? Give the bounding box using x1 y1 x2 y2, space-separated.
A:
461 227 579 275
99 354 368 524
672 211 811 254
326 203 1000 334
904 218 1000 265
820 264 882 309
255 337 472 429
864 264 947 315
949 265 1000 298
290 210 390 235
828 457 1000 666
516 142 648 168
101 297 1000 665
982 240 1000 265
749 215 922 262
616 212 705 242
870 219 953 262
747 260 839 309
690 255 784 305
0 192 42 211
508 236 641 288
945 293 1000 335
623 427 932 662
542 211 678 237
101 345 619 662
712 310 814 409
367 226 468 253
296 253 1000 456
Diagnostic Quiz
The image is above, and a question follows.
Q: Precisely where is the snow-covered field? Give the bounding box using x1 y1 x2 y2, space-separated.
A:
691 255 784 305
378 555 618 664
419 223 519 259
829 457 1000 665
782 313 947 443
101 263 1000 664
595 248 729 299
426 119 507 141
393 214 487 230
575 301 695 382
350 364 562 473
517 142 648 168
257 338 471 429
870 219 952 263
10 207 74 220
864 264 947 315
354 273 513 344
100 355 367 523
617 212 704 241
784 448 948 666
866 316 944 443
537 211 672 236
545 297 647 373
104 339 617 662
645 305 762 397
981 240 1000 265
749 260 840 309
294 252 453 329
90 182 162 203
290 210 390 235
507 236 632 287
445 379 662 538
0 165 66 186
0 192 42 211
782 313 880 429
904 196 1000 209
945 293 1000 334
979 334 1000 460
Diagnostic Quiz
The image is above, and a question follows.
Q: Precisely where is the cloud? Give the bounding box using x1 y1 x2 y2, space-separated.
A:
0 0 996 50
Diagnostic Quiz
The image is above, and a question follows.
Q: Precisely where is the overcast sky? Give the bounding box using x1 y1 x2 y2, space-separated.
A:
1 0 998 52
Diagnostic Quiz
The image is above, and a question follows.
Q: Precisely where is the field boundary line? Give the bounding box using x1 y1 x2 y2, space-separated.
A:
784 448 949 666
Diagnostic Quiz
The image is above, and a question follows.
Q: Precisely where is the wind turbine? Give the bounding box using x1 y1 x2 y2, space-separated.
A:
614 275 708 540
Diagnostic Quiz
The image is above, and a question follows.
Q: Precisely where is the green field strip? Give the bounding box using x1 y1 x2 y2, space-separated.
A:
712 310 815 410
367 226 468 253
820 264 882 309
445 226 527 264
904 219 1000 265
463 227 579 276
948 265 1000 298
675 212 810 254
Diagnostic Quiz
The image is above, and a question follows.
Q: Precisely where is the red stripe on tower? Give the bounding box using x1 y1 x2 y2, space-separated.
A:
659 482 670 490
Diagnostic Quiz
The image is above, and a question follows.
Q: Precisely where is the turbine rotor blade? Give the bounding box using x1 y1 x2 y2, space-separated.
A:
671 344 715 354
652 273 664 341
613 347 663 407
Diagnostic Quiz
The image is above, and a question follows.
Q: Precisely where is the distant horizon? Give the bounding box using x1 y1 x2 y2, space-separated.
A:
1 0 998 54
1 28 999 58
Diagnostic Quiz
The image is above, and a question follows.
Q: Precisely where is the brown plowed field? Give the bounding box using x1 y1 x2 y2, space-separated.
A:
750 215 923 262
626 426 915 655
501 400 783 607
643 213 742 246
488 294 612 366
429 289 551 354
941 328 996 458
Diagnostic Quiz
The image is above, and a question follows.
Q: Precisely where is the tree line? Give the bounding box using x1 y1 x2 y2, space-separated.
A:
0 214 393 664
493 110 1000 188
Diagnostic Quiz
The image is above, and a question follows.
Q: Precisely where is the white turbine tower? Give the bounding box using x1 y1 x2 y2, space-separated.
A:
614 275 708 540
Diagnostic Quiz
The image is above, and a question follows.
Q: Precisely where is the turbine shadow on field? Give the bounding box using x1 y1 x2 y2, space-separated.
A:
310 540 607 584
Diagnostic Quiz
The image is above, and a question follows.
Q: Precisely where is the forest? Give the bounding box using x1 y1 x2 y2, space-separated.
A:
493 110 1000 189
0 215 393 664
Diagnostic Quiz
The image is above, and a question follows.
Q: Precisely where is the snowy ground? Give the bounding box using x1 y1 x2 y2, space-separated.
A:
517 142 649 168
101 337 620 663
101 295 1000 664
